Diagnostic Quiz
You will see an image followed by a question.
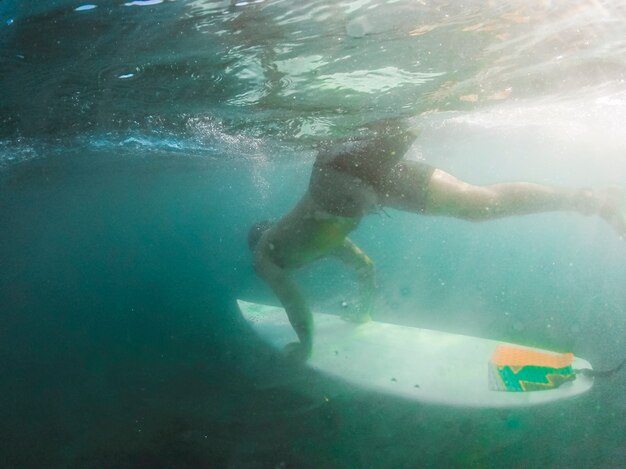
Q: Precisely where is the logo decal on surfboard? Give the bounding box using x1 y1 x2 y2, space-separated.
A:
488 345 576 392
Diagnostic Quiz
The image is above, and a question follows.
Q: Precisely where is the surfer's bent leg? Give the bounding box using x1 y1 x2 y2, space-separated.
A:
253 247 313 361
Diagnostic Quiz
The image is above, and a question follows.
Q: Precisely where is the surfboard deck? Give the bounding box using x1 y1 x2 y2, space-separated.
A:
238 300 594 408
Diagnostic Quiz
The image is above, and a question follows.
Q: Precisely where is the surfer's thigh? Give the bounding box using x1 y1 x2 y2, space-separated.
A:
376 161 436 213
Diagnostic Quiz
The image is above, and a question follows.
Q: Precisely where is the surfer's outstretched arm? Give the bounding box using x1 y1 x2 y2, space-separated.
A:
330 238 376 322
253 250 313 361
389 165 625 236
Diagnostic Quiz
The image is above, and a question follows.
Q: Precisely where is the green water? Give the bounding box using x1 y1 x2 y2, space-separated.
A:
1 1 625 467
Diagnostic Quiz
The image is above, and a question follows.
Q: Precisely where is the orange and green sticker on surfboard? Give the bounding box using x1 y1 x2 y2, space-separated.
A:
488 345 576 392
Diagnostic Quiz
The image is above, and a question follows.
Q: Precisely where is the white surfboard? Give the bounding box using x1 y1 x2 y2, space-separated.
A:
238 300 594 408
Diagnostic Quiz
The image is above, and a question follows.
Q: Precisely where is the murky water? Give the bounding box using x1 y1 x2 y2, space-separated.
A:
1 1 625 467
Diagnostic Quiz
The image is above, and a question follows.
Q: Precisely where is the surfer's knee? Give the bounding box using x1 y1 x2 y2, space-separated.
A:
248 220 279 277
247 220 274 252
252 244 284 284
252 248 272 278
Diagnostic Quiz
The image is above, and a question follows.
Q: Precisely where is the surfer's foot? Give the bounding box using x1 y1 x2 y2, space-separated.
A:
576 187 626 238
283 341 312 363
594 188 626 238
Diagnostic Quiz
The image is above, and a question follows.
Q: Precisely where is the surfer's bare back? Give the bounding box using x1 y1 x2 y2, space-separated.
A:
249 119 626 362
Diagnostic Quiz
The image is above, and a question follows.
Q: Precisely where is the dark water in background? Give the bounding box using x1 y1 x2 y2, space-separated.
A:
1 1 626 467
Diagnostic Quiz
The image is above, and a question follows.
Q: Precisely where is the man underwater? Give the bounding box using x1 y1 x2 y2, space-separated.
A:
248 119 626 362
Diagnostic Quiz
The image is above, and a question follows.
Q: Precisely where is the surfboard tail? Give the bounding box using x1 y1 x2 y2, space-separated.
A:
488 345 576 392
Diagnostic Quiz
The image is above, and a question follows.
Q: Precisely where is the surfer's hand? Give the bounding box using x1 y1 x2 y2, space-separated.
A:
283 341 311 362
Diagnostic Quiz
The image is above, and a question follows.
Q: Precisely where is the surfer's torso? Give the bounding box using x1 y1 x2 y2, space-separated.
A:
259 193 360 270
